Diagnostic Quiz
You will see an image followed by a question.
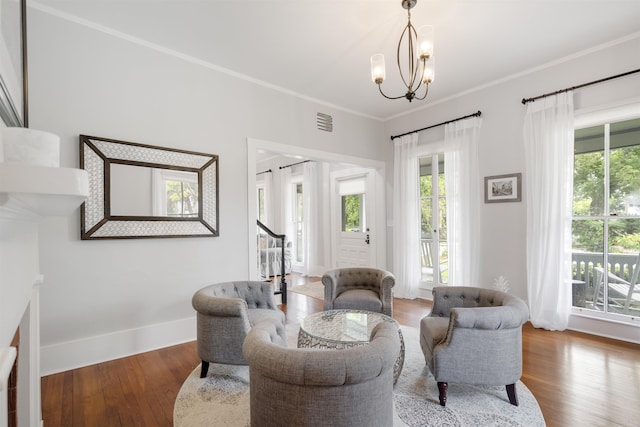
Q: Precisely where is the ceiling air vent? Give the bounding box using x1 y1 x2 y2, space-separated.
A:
316 112 333 132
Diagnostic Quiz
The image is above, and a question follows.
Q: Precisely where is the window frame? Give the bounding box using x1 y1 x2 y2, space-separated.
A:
572 100 640 324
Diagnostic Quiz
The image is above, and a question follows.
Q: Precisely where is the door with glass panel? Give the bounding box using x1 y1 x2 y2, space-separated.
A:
419 154 448 289
331 169 376 268
572 117 640 316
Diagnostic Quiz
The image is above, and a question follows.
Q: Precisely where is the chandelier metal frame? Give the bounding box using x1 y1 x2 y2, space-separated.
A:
371 0 434 102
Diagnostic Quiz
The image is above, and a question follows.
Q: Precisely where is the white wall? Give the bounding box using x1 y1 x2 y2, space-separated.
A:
28 9 386 374
384 34 640 341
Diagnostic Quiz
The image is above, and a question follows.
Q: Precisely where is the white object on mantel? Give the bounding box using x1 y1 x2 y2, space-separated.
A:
1 127 60 167
493 275 510 293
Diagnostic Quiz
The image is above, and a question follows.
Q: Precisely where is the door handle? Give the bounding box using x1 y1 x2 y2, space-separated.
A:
365 234 370 245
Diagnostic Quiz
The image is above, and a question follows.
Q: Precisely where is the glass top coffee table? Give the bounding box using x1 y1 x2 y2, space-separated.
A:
297 309 405 384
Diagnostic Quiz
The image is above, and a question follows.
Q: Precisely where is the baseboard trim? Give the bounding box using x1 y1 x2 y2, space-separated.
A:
568 313 640 344
41 316 196 376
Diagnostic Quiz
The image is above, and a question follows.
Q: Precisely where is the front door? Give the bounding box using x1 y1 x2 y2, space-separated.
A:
330 168 376 267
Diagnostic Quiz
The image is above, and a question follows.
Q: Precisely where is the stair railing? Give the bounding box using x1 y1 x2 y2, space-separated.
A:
257 220 287 304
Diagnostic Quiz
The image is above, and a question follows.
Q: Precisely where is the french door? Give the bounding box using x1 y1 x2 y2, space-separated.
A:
419 153 448 289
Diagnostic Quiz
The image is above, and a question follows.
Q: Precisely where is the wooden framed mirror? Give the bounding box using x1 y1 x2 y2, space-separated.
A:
80 135 219 239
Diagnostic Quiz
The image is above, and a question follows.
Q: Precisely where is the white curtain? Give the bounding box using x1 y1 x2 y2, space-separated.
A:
280 168 294 246
523 92 574 330
303 161 321 276
393 133 421 299
444 117 482 286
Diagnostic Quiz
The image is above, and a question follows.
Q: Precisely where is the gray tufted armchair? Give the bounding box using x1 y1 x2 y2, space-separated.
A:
191 281 286 377
420 286 529 406
243 319 400 427
321 267 396 316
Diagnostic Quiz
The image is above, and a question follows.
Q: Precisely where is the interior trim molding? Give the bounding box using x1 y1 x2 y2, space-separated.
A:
40 316 196 376
568 313 640 344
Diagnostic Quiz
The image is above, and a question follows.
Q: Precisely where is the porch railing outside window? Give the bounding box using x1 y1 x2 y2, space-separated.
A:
572 252 639 314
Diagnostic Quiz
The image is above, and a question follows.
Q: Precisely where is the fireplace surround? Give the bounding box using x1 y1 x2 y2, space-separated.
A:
0 162 87 427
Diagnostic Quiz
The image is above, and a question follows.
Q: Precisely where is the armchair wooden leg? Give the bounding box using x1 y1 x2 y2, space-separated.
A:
506 383 518 406
437 382 448 406
200 361 209 378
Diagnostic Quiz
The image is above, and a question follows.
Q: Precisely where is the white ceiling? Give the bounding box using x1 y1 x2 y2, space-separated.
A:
34 0 640 121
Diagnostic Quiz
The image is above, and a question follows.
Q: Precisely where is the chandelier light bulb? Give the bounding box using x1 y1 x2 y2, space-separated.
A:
417 25 434 59
370 54 386 84
423 56 435 83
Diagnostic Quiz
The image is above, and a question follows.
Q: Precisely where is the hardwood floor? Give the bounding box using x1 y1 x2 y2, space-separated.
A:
41 276 639 427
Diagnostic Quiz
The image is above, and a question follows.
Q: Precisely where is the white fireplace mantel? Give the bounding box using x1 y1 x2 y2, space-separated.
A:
0 163 88 221
0 162 88 427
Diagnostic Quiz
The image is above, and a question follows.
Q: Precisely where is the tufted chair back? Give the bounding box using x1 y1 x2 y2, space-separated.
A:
243 320 400 427
203 281 280 310
192 281 285 377
420 286 529 407
322 267 395 316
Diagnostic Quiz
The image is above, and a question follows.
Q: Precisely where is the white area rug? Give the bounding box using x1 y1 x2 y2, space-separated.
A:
289 281 324 300
174 325 545 426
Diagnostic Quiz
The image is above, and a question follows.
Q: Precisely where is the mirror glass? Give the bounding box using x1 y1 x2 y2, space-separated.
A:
80 135 218 239
110 164 199 217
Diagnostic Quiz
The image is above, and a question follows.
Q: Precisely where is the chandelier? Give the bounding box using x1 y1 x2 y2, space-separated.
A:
370 0 434 102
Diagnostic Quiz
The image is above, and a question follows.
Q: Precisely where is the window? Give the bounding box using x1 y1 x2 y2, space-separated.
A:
572 116 640 318
257 185 266 222
293 181 304 263
152 169 198 217
341 193 365 232
419 153 448 288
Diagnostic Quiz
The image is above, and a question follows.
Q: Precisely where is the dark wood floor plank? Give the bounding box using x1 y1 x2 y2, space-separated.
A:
40 275 640 427
72 364 109 427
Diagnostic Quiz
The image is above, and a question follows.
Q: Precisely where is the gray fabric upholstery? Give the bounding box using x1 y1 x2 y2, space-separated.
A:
192 281 286 366
322 267 395 316
420 286 529 404
243 320 400 427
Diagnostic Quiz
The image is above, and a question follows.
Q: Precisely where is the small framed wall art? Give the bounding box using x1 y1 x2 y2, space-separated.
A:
484 173 522 203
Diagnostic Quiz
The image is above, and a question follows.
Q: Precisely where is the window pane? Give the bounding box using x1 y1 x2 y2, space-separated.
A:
166 180 198 217
438 197 447 241
609 118 640 216
438 162 445 197
421 240 433 282
296 183 303 221
439 242 448 284
258 187 265 222
419 174 431 197
572 219 604 308
419 158 433 197
606 218 640 314
574 125 605 216
342 194 363 232
296 222 303 262
420 199 432 238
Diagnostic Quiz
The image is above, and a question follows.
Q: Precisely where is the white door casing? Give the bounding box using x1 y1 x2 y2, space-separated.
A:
247 138 386 279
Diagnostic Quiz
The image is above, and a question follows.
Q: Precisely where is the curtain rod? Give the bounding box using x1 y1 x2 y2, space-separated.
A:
256 169 272 176
279 159 312 170
390 110 482 141
521 68 640 105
